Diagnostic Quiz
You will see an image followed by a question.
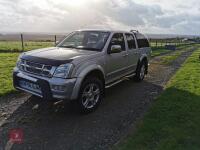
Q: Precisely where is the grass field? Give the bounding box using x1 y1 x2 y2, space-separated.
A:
150 42 168 47
117 46 200 150
0 53 20 96
151 47 172 57
0 41 54 52
160 45 197 65
160 51 183 65
151 44 195 58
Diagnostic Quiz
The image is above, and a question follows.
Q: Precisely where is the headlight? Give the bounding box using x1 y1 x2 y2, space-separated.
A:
53 64 73 78
16 59 22 69
16 53 24 68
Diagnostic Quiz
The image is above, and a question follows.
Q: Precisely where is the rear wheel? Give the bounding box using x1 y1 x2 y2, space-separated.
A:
135 60 147 81
78 77 104 114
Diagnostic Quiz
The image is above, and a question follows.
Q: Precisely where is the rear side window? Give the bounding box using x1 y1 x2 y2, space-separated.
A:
109 33 125 51
136 33 149 48
125 34 136 49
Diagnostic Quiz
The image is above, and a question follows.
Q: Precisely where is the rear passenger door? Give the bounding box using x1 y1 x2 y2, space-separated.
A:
125 33 139 72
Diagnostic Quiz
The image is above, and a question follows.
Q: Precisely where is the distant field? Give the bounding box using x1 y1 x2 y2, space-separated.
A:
0 41 54 52
0 53 19 96
160 44 198 65
151 43 196 57
151 47 172 57
150 42 166 47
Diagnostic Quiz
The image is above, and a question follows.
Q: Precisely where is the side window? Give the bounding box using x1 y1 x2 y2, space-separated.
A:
125 34 136 49
136 33 150 48
109 33 125 51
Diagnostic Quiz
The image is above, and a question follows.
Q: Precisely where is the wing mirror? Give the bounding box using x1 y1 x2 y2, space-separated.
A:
109 45 122 54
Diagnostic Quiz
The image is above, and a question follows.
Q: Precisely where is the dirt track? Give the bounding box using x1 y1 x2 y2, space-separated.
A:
0 47 196 150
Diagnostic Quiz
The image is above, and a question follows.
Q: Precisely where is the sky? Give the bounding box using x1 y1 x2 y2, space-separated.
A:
0 0 199 35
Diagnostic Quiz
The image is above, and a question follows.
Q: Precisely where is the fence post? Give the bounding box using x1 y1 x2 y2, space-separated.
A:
149 39 151 47
55 35 57 45
156 40 157 48
21 34 24 51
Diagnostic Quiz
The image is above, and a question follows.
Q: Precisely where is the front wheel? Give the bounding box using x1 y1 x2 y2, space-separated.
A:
78 77 104 114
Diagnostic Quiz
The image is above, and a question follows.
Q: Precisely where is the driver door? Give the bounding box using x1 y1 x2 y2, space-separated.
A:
105 33 129 83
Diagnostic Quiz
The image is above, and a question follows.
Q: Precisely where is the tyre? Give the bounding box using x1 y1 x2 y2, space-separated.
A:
78 76 104 114
135 60 147 81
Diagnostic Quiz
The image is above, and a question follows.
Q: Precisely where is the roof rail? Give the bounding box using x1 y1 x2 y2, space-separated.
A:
130 30 139 33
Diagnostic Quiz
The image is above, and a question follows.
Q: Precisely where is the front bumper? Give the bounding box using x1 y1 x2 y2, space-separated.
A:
13 68 77 100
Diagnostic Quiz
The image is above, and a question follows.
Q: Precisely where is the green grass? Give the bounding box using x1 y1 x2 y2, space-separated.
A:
151 48 172 57
151 44 195 61
160 51 182 64
150 41 192 49
0 53 20 96
117 46 200 150
0 41 54 52
151 44 194 58
160 45 197 65
150 42 167 48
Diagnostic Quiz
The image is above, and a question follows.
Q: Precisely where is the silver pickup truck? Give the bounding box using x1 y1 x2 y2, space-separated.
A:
13 30 151 113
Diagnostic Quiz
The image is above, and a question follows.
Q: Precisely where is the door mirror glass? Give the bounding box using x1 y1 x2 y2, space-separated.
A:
110 45 122 54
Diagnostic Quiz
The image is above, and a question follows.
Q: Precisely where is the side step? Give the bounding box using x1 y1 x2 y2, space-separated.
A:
105 73 135 89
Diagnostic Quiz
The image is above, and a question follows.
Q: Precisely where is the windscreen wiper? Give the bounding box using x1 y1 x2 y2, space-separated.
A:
58 45 76 48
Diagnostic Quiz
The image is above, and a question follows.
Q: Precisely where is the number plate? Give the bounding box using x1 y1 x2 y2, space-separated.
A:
19 80 41 94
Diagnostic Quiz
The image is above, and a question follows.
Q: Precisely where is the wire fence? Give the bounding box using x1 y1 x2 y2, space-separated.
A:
0 34 199 53
149 38 194 49
0 34 65 52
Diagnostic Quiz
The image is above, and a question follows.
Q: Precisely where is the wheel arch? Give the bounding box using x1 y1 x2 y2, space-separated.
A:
83 69 105 84
136 55 148 74
71 65 105 100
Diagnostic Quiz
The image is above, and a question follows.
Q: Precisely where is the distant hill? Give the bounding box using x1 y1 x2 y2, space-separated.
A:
146 34 199 39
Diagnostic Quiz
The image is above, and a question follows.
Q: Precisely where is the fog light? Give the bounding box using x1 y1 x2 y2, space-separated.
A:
51 85 66 92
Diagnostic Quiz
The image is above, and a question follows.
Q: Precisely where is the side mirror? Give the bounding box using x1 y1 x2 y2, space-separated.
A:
109 45 122 54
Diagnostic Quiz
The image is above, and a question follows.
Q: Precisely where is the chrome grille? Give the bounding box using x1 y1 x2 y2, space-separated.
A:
20 60 54 77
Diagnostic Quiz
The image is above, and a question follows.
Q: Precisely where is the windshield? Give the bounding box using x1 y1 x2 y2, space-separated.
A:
57 31 110 51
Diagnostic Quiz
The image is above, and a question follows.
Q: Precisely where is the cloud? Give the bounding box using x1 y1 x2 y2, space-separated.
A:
0 0 199 35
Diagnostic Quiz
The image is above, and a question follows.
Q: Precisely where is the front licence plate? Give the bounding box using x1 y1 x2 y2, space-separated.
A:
19 80 42 94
